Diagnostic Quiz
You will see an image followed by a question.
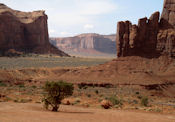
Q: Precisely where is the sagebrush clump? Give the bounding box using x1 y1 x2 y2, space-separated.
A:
141 96 149 107
107 96 123 107
42 81 74 111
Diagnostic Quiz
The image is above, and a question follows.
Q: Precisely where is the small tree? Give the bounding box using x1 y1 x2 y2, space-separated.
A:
42 81 74 112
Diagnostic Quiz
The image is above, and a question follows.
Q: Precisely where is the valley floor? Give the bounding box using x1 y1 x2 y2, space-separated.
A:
0 102 175 122
0 56 175 122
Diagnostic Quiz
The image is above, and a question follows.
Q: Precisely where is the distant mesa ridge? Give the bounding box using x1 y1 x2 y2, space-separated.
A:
50 33 116 56
117 0 175 58
0 3 69 56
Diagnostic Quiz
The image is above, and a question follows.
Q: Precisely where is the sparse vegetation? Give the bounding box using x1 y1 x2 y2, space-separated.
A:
42 81 74 112
106 96 123 107
0 81 175 114
0 81 7 87
73 98 81 105
135 92 140 95
18 84 25 88
87 94 91 98
141 96 149 107
95 90 99 94
31 85 37 89
0 56 111 69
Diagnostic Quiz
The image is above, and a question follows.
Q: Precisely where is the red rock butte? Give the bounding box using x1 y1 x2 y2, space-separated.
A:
0 3 69 56
116 0 175 58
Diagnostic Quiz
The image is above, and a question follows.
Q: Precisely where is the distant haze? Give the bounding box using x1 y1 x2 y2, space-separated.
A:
50 33 116 58
1 0 163 37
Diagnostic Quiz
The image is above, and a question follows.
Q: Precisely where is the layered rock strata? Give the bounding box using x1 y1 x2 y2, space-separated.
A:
50 33 116 54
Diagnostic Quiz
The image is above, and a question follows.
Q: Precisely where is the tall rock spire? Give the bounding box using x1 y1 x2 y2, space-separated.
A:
116 0 175 58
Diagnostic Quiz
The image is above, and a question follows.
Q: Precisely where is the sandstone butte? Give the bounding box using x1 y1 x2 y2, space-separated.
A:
50 33 116 55
0 3 69 56
116 0 175 58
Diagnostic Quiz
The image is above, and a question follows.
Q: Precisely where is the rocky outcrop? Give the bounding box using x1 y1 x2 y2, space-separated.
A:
117 12 160 58
50 33 116 56
117 0 175 58
0 4 69 56
157 29 175 57
161 0 175 28
158 0 175 57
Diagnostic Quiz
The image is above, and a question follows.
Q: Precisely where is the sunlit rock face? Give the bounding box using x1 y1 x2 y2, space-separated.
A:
0 3 69 56
116 0 175 58
50 33 116 55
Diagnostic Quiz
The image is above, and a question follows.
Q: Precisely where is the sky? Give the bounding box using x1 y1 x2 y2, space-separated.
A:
0 0 164 37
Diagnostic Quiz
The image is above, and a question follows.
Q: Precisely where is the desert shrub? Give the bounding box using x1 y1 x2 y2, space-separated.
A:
83 86 88 89
0 81 7 87
78 84 83 89
133 100 138 104
13 99 19 103
107 96 123 106
141 96 149 107
95 90 99 94
31 85 37 89
73 98 81 105
137 95 142 99
155 108 162 112
18 84 25 88
135 92 140 95
87 94 91 98
105 85 112 88
42 81 74 112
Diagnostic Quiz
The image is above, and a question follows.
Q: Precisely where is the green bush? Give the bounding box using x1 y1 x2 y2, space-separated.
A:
135 92 140 95
0 81 7 87
95 90 99 94
107 96 123 106
42 81 74 112
141 97 149 107
18 84 25 88
87 94 91 98
31 85 37 89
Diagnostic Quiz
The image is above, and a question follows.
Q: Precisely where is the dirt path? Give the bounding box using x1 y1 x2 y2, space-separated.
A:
0 102 174 122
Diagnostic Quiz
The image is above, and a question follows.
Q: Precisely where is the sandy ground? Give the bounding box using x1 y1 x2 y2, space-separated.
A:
0 102 175 122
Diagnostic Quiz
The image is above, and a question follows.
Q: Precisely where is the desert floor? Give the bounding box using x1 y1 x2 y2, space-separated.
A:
0 102 175 122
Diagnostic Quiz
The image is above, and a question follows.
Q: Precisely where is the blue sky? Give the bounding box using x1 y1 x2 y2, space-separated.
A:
0 0 163 37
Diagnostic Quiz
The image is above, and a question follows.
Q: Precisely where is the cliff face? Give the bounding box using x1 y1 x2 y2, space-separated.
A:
116 12 160 58
161 0 175 28
50 33 116 55
116 0 175 58
0 4 69 56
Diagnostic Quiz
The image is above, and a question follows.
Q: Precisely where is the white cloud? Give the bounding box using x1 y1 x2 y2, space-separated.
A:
49 29 56 34
47 0 117 27
74 0 117 15
84 24 94 29
0 0 118 37
60 31 70 36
